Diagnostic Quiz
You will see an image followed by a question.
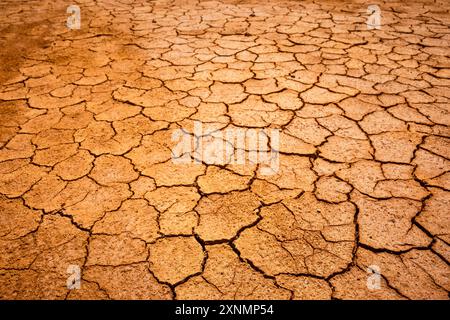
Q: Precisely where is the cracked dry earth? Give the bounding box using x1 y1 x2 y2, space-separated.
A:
0 0 449 300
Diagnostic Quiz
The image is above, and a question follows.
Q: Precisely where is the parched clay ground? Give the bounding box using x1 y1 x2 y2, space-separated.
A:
0 0 449 300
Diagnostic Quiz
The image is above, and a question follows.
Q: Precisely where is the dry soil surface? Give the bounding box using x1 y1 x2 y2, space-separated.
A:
0 0 449 299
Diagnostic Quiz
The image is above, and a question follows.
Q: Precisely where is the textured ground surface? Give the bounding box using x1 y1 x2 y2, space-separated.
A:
0 0 449 300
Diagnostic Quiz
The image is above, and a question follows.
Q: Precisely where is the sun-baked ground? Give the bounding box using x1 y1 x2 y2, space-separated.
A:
0 0 449 299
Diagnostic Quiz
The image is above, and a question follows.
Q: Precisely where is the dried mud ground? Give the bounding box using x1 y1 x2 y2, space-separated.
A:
0 0 449 300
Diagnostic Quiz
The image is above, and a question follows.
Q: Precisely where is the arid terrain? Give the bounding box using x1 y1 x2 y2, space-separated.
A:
0 0 449 299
